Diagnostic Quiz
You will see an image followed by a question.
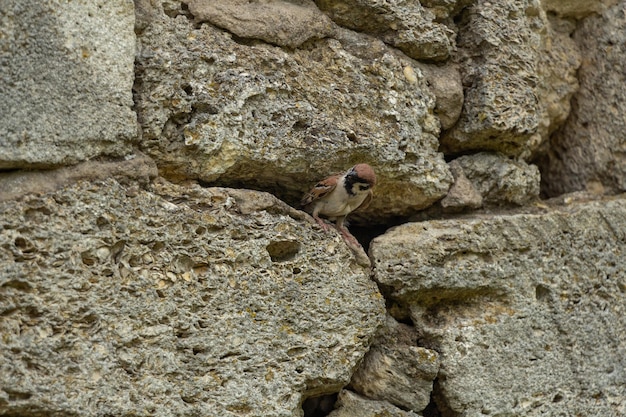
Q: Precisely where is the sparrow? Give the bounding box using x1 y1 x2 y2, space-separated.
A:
301 163 376 246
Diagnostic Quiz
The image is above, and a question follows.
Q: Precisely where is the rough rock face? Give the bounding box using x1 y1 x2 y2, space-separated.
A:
370 198 626 416
453 153 541 206
0 0 137 169
0 178 385 416
134 1 453 222
316 0 454 61
440 0 543 156
328 390 421 417
350 315 439 413
185 0 335 48
538 1 626 196
2 0 626 415
441 0 581 159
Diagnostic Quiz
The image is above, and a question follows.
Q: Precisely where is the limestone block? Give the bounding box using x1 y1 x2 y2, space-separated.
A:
538 2 626 196
370 197 626 416
328 390 422 417
350 315 440 413
453 153 540 206
316 0 454 61
542 0 615 18
440 159 483 211
185 0 335 48
0 179 385 416
0 0 137 169
135 11 452 221
532 12 581 160
420 0 473 20
419 63 464 131
440 0 546 157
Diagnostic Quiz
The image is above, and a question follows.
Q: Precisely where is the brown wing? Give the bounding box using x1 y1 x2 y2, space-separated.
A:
354 190 373 211
300 174 339 206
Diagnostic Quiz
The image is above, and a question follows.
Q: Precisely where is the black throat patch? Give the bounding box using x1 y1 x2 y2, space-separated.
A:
344 173 365 196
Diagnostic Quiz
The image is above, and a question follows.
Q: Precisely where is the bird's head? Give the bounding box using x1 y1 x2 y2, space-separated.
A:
347 163 376 192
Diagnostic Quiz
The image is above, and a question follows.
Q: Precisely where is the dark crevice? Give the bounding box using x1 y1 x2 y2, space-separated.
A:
423 377 459 417
302 392 339 417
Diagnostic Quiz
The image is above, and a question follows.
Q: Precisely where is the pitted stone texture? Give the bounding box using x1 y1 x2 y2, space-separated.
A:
316 0 454 61
0 0 137 169
0 153 157 203
538 2 626 197
370 197 626 416
185 0 335 48
542 0 616 18
328 390 422 417
0 179 385 417
419 63 464 130
439 159 483 211
441 0 542 156
350 315 439 413
454 153 540 206
135 8 452 222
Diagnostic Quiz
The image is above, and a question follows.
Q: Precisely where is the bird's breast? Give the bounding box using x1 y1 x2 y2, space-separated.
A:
316 188 369 218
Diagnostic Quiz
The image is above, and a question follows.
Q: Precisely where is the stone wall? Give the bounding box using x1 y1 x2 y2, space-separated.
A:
1 0 624 416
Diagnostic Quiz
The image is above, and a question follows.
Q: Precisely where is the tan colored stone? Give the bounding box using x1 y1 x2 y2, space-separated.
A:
350 316 440 413
135 13 453 222
328 390 422 417
371 197 626 416
0 179 385 416
185 0 335 48
0 0 137 169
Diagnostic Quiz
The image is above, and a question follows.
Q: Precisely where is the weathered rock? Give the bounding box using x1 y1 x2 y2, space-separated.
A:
328 390 422 417
350 315 440 413
316 0 455 61
537 2 626 196
440 0 543 156
440 159 483 211
419 63 464 130
0 153 158 203
0 179 385 417
420 0 473 20
531 11 581 161
370 197 626 416
135 9 452 222
542 0 616 18
453 153 540 206
0 0 137 169
185 0 335 48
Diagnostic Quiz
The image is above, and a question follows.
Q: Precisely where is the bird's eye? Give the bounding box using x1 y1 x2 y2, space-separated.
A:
358 184 370 191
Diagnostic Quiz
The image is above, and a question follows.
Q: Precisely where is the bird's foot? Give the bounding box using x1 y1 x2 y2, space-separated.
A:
314 216 332 232
338 226 361 248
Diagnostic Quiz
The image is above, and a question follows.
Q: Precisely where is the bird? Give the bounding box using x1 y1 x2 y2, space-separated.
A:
301 163 376 246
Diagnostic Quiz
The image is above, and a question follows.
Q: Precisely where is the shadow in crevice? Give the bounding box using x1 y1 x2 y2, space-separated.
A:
423 377 459 417
302 392 339 417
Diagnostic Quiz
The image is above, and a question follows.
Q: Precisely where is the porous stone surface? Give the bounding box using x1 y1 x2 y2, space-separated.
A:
328 390 422 417
370 197 626 416
440 0 543 156
441 0 581 159
185 0 335 48
134 2 453 222
453 153 541 206
316 0 454 61
419 63 464 131
0 153 157 203
0 0 137 169
538 1 626 196
439 159 483 211
542 0 616 18
0 179 385 417
532 11 581 161
350 315 440 413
